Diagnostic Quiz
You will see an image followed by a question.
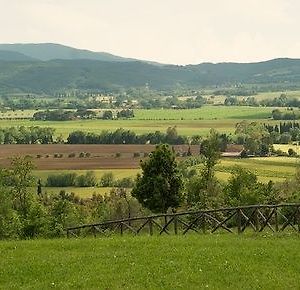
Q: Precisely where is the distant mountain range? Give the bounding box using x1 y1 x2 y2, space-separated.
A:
0 43 138 62
0 43 300 94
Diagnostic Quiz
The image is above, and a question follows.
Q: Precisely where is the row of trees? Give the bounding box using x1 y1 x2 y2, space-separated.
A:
0 126 54 144
272 108 300 120
45 171 134 188
224 94 300 108
32 109 134 121
67 127 187 145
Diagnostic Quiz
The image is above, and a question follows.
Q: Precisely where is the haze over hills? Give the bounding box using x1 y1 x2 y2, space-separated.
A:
0 43 300 94
0 43 138 62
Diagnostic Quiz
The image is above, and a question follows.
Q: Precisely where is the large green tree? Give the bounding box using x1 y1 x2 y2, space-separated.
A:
132 144 183 213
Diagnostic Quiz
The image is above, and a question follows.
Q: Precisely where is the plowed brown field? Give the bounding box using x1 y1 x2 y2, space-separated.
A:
0 144 199 170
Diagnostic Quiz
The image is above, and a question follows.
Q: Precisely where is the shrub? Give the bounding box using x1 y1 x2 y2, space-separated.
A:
79 152 85 158
100 172 115 187
133 152 140 158
76 171 97 187
115 177 135 188
68 152 76 158
46 173 77 187
115 152 121 158
288 148 297 157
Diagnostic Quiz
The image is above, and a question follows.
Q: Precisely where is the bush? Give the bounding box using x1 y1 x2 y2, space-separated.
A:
115 177 135 188
79 152 85 158
133 152 140 158
68 153 76 158
46 173 77 187
76 171 97 187
115 152 121 158
288 148 297 157
100 172 115 187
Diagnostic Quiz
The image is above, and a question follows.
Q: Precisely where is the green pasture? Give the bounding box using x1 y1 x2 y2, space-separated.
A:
133 106 272 120
216 157 299 183
0 118 238 137
0 234 299 289
0 105 275 138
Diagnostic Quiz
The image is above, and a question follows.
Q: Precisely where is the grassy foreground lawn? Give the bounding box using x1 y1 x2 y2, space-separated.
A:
0 234 299 289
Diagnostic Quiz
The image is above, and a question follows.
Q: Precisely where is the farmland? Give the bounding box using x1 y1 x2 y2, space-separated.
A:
0 105 275 137
0 234 299 289
1 144 299 197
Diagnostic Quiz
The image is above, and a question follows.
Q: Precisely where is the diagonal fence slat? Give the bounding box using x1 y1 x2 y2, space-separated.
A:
66 203 300 238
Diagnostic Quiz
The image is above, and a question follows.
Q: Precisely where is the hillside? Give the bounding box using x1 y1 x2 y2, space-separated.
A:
0 50 37 61
0 43 299 93
0 43 136 62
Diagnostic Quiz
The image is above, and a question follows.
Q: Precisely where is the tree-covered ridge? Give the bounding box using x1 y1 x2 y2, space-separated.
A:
0 58 300 94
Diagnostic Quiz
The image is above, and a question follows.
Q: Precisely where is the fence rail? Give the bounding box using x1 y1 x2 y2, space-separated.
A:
66 203 300 238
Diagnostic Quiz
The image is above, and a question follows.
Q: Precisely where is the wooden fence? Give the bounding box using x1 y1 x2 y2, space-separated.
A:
66 203 300 238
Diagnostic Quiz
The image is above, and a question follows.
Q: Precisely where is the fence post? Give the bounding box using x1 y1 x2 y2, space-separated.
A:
148 218 153 236
237 209 242 234
274 208 279 232
202 213 206 234
120 223 123 236
174 215 178 235
297 206 300 233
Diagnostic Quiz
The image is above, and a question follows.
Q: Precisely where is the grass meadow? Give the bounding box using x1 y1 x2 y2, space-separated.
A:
0 234 299 289
0 105 275 138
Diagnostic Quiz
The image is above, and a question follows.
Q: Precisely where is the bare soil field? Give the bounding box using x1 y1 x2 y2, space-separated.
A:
0 144 199 170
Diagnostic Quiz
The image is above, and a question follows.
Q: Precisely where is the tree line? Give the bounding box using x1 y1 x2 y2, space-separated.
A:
224 94 300 109
32 109 134 121
67 127 187 145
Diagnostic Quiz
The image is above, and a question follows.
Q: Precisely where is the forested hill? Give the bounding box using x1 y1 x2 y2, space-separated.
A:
0 43 137 62
0 57 300 94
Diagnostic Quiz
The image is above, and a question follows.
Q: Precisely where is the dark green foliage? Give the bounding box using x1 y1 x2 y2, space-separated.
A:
1 57 300 94
200 129 221 182
33 109 97 121
100 172 115 187
0 126 54 144
102 110 113 120
46 173 77 187
67 127 187 144
117 109 134 118
76 171 97 187
132 144 183 213
224 167 281 206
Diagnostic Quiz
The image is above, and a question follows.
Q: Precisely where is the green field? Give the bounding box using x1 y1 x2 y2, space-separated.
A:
216 157 299 182
0 106 275 137
0 234 299 289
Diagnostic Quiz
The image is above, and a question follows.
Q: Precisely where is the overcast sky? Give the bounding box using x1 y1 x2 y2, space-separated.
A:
0 0 299 64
